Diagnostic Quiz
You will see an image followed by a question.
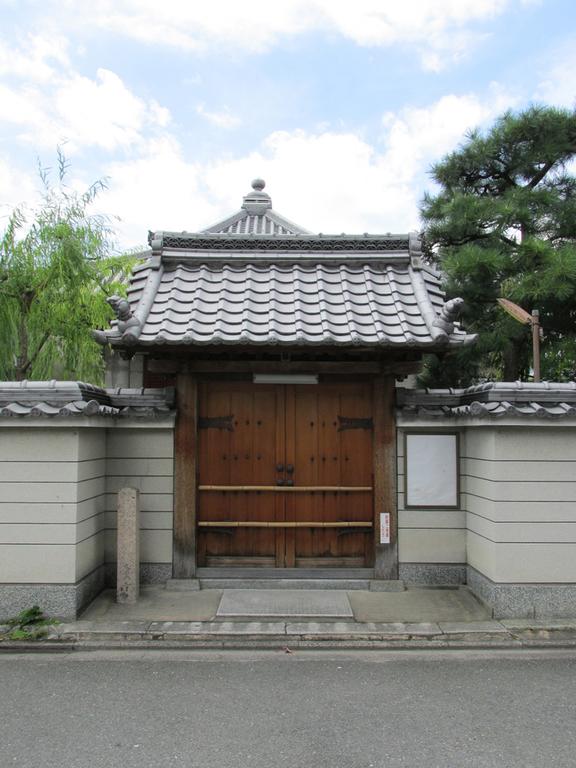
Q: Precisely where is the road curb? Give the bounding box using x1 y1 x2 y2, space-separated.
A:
4 627 576 652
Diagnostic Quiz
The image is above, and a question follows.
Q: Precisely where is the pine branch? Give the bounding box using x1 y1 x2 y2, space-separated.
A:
498 233 518 248
526 159 556 190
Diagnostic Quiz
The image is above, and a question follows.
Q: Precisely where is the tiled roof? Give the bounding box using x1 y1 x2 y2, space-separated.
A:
398 382 576 420
0 382 174 419
96 180 476 350
134 261 465 348
0 400 118 417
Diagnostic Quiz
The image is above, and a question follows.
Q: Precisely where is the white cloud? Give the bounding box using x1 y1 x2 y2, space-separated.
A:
534 44 576 108
54 69 170 151
93 86 516 248
0 34 70 82
38 0 513 70
380 85 517 182
98 136 221 248
196 104 241 129
0 156 38 217
0 45 171 152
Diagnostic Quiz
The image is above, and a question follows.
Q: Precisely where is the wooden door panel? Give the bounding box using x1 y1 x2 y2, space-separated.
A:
197 380 374 568
285 387 316 566
291 383 373 566
197 383 280 565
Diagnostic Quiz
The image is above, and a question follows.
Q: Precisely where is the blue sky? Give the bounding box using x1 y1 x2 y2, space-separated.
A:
0 0 575 249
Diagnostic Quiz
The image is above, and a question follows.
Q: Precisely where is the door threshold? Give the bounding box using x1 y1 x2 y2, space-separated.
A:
197 567 374 580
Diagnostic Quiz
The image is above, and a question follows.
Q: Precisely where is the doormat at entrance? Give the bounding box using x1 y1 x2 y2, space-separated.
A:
216 589 353 618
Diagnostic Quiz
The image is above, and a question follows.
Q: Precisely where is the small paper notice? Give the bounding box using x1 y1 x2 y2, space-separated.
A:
380 513 390 544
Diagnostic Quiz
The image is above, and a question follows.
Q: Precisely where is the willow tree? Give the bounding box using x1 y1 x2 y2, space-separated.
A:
420 105 576 385
0 154 132 383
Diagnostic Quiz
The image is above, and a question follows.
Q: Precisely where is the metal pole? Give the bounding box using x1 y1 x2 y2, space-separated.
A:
532 310 540 383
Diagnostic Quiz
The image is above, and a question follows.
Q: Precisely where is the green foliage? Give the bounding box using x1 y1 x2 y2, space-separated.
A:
421 105 576 385
1 605 59 641
0 150 135 383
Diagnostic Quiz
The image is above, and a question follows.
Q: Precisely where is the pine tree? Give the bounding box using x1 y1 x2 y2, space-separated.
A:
420 105 576 385
0 152 134 383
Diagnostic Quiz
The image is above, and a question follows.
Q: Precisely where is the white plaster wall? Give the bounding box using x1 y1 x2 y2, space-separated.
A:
104 427 174 567
396 429 466 565
75 430 107 581
104 351 144 388
0 427 107 584
463 426 576 583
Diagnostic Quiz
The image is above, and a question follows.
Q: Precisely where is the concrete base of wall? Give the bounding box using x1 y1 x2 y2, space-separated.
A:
0 566 106 622
399 564 466 585
468 566 576 619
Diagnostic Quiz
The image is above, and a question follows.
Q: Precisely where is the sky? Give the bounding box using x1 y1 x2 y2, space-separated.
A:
0 0 575 251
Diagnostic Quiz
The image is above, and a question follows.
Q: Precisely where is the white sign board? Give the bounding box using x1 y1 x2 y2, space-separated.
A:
380 513 390 544
405 433 459 508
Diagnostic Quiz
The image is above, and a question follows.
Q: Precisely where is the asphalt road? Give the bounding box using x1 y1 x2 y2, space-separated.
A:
2 649 576 768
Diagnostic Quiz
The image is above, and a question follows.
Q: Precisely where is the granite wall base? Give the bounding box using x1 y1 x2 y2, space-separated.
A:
467 566 576 619
399 563 467 585
0 565 106 622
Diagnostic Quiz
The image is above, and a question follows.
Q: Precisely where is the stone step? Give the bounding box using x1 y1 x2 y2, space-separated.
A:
215 588 354 621
165 577 405 592
199 578 372 591
196 567 374 579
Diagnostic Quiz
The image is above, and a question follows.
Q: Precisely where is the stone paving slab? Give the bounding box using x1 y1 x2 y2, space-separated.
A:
285 622 407 636
147 621 205 634
54 620 151 635
149 621 287 636
349 587 489 623
216 589 353 618
501 619 576 630
438 621 507 634
402 622 444 635
285 621 442 636
80 587 222 622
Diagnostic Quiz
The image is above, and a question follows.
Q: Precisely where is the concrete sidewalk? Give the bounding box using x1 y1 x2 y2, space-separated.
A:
4 585 576 651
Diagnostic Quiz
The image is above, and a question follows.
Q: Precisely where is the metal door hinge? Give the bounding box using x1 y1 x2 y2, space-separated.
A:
198 415 235 431
337 416 373 431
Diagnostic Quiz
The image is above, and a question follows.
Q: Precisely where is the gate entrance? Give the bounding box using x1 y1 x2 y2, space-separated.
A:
197 381 374 568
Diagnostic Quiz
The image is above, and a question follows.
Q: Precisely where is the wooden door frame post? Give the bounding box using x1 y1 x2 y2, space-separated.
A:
173 372 198 578
373 375 398 579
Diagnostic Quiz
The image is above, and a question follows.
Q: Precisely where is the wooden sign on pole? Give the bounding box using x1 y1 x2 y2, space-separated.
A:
497 298 542 383
497 298 532 325
532 310 541 383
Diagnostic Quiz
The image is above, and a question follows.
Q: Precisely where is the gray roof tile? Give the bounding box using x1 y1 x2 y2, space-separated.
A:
126 261 468 348
0 383 175 420
133 262 446 347
398 383 576 421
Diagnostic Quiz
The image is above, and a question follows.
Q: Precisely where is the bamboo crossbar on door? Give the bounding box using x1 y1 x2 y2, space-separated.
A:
198 485 372 492
198 521 373 528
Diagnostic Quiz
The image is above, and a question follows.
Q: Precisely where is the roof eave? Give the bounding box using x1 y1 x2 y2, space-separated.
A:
103 336 474 351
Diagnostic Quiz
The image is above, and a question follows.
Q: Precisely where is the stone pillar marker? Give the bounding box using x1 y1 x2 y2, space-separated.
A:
117 487 140 605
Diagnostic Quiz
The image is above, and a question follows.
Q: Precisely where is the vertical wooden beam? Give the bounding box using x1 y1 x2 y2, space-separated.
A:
173 373 198 578
373 375 398 579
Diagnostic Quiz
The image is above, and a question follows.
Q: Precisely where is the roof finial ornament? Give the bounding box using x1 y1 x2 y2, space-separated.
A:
242 177 272 215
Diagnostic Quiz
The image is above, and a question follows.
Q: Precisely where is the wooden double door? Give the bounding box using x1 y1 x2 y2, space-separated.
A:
197 381 374 568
